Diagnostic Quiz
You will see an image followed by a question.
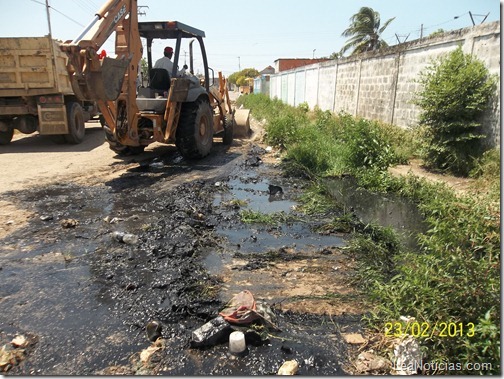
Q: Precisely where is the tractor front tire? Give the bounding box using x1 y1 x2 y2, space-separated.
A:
176 99 214 159
104 124 145 156
222 115 234 145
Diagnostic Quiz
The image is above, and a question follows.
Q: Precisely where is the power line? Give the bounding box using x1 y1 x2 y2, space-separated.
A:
74 0 96 14
30 0 85 27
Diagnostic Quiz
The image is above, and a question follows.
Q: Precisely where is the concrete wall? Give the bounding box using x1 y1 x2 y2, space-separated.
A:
269 21 501 147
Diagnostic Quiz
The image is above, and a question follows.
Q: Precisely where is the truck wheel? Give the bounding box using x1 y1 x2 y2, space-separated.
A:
0 129 14 145
65 102 85 144
104 124 145 156
176 99 213 159
222 115 234 145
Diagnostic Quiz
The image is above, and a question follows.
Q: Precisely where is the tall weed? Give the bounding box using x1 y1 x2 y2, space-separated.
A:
239 93 500 372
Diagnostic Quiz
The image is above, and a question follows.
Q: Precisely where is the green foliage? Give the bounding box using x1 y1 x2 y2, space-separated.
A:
242 92 500 372
239 210 292 225
341 116 400 171
340 7 395 56
414 46 498 176
429 28 446 37
469 148 501 199
237 93 292 122
228 68 259 86
350 174 500 374
296 182 340 215
240 95 416 178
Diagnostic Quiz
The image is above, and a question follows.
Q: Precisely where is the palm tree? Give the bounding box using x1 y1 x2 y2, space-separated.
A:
340 7 395 56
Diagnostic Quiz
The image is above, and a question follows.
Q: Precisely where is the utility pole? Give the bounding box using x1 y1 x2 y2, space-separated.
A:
420 24 423 39
45 0 53 37
238 56 241 71
312 49 316 59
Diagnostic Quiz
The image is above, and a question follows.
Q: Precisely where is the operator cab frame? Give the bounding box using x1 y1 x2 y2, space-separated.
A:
138 21 209 92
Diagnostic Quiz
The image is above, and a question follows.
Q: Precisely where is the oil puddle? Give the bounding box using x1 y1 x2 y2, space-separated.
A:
213 172 297 214
213 173 345 254
323 177 428 250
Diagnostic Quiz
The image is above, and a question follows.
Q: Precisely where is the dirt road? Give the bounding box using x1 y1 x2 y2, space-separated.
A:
0 122 368 375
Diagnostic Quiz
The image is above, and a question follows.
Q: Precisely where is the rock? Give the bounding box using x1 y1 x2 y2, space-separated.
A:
11 335 28 348
140 345 161 363
190 316 231 348
342 333 366 344
149 161 165 171
112 231 125 242
60 218 78 228
146 321 162 342
104 216 123 224
268 184 283 196
277 360 299 375
355 351 391 373
122 234 139 245
112 231 139 245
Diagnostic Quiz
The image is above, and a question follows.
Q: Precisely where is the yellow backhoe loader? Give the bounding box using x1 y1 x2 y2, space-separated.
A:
60 0 250 157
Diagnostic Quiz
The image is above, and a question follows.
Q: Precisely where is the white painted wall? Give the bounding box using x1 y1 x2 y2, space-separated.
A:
270 21 501 146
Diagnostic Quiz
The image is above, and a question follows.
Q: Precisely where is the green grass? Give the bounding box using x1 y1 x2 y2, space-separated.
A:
239 209 295 226
240 93 501 374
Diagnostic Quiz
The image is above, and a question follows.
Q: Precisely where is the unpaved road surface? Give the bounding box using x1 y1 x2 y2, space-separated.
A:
0 122 368 375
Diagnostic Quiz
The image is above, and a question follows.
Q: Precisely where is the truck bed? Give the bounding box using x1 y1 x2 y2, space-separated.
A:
0 36 73 97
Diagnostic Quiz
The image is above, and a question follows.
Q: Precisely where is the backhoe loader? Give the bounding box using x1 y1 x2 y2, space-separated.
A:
60 0 246 158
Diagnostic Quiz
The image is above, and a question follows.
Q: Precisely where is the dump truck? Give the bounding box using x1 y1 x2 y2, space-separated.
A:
59 0 250 158
0 36 100 145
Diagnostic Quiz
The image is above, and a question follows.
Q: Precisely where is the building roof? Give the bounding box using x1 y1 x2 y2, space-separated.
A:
274 58 330 72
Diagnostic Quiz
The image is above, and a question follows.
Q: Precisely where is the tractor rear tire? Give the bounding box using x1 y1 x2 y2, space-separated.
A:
104 124 145 156
64 102 86 144
176 99 214 159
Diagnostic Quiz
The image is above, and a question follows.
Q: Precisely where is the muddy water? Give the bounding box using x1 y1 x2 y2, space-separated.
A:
323 176 428 250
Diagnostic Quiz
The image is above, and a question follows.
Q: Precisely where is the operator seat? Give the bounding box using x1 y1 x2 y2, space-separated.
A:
149 68 171 93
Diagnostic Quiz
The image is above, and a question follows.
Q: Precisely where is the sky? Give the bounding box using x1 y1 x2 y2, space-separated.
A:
0 0 500 76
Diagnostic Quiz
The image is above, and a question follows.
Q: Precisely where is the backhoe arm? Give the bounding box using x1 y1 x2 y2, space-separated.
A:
60 0 142 144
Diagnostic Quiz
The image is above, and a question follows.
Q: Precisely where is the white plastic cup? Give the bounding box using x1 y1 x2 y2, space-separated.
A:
228 331 246 355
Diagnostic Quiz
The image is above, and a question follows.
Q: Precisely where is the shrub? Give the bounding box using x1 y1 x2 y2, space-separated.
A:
341 116 398 171
351 174 501 374
413 46 498 176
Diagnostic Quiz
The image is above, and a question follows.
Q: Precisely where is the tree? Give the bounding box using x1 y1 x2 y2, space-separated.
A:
340 7 395 56
228 68 259 86
429 28 446 38
413 46 498 176
329 51 343 60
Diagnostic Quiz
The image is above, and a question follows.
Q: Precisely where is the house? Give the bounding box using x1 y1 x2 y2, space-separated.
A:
253 66 275 95
274 58 330 72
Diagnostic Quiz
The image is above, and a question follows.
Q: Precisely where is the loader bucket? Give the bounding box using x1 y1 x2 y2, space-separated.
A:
100 56 130 100
233 108 251 137
71 56 130 101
